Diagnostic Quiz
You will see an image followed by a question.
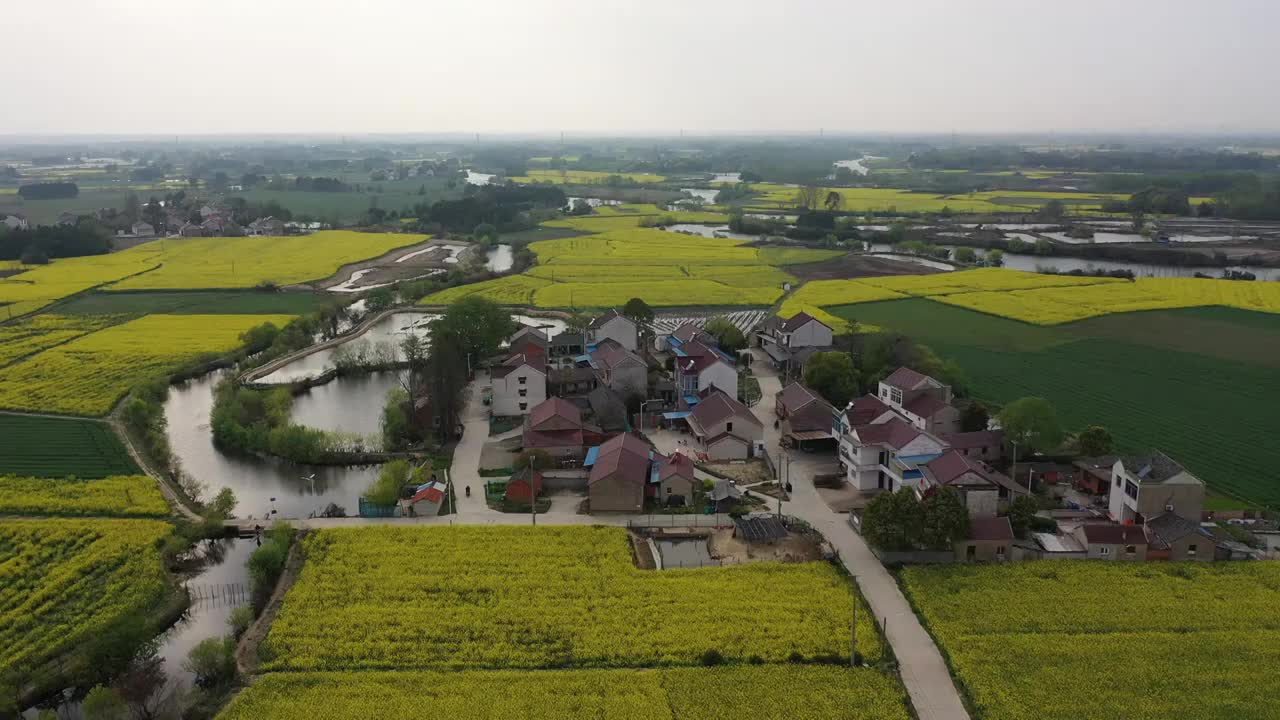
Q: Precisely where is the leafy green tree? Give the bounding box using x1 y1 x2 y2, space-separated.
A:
227 606 255 640
1038 199 1066 220
920 488 970 550
1077 425 1115 456
365 459 421 506
823 191 843 212
472 222 498 242
959 400 990 433
81 685 128 720
953 246 977 264
803 351 860 406
432 296 515 362
207 487 236 518
622 297 655 325
514 448 553 471
704 316 747 354
998 397 1064 456
183 636 237 689
380 387 413 451
985 248 1004 267
861 488 923 552
1007 495 1040 539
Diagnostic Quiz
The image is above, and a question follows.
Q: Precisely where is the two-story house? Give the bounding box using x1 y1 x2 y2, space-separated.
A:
775 382 837 447
876 367 960 436
587 309 639 351
838 416 948 493
588 339 648 400
673 340 737 408
757 312 834 374
549 332 586 369
491 352 546 416
685 388 762 460
919 450 1020 519
1107 451 1204 525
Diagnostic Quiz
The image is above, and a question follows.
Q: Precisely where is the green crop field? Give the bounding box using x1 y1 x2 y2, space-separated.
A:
900 562 1280 720
834 299 1280 506
56 290 328 316
0 413 139 477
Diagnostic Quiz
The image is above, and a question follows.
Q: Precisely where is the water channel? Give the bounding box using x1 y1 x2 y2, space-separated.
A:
23 538 255 720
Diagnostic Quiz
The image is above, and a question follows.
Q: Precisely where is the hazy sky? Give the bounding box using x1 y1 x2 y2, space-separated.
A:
5 0 1278 135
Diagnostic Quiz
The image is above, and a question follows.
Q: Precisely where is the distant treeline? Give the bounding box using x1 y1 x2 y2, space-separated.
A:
910 147 1275 174
17 182 79 199
413 184 567 232
292 176 349 192
0 223 112 262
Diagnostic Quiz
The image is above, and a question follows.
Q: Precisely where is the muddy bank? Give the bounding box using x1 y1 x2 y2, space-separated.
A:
786 253 944 280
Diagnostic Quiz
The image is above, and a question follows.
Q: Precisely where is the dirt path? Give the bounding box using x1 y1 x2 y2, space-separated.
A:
236 531 307 676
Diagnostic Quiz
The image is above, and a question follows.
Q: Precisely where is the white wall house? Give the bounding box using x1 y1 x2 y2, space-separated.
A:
491 356 547 416
588 309 638 352
838 417 947 493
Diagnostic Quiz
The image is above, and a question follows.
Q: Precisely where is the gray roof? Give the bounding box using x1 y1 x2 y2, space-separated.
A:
711 479 743 502
1121 451 1195 484
1145 512 1209 547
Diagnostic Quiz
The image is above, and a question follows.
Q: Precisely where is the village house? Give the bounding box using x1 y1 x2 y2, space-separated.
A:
587 385 628 433
774 382 836 447
504 467 543 504
876 367 959 436
942 430 1004 463
546 365 597 399
130 221 156 238
588 339 648 399
919 450 1021 519
587 309 639 351
1074 524 1149 561
400 479 448 517
1107 451 1204 525
522 397 590 462
247 216 284 236
1145 512 1215 562
549 332 585 369
509 326 550 357
2 214 28 231
178 222 204 237
838 416 948 493
55 211 77 226
587 432 652 512
650 451 697 505
673 339 737 408
955 516 1015 563
684 388 762 460
490 352 546 416
1072 455 1118 495
756 312 834 375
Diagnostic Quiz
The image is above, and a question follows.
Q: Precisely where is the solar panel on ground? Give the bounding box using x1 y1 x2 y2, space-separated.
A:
733 515 787 542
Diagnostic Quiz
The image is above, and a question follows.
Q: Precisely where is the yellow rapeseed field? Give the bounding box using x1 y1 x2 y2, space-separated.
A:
745 185 1127 214
901 562 1280 720
216 667 911 720
0 475 169 517
1 519 173 677
935 277 1280 324
0 313 295 415
262 526 881 671
0 314 123 367
856 268 1122 296
108 231 424 290
0 246 164 317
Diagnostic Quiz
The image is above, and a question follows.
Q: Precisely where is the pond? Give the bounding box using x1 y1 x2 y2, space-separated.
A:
291 370 401 437
655 539 720 569
165 370 382 519
23 537 255 720
678 188 719 204
867 244 1280 281
486 243 514 272
662 224 760 242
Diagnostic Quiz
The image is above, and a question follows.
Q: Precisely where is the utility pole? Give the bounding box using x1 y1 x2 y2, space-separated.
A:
850 586 858 666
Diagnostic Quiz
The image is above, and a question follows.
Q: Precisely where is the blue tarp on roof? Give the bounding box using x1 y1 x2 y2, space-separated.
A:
683 394 700 406
671 346 688 357
574 354 592 363
662 411 692 420
584 447 600 467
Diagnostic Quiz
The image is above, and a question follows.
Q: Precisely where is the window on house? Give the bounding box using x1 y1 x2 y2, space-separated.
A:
519 402 527 411
1100 547 1111 556
1125 545 1136 555
996 546 1006 559
1114 475 1122 488
518 389 527 397
518 376 527 385
890 387 903 405
1188 544 1197 557
1125 480 1139 500
878 451 888 465
726 422 733 432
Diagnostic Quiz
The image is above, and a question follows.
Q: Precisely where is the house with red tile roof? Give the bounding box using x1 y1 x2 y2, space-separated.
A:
522 397 586 459
588 432 653 512
673 340 737 408
839 416 948 494
876 367 959 435
774 382 837 447
685 388 763 460
955 516 1015 563
1073 523 1149 561
587 309 639 351
505 467 543 504
588 340 647 399
943 430 1005 463
651 451 697 505
920 450 1021 518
